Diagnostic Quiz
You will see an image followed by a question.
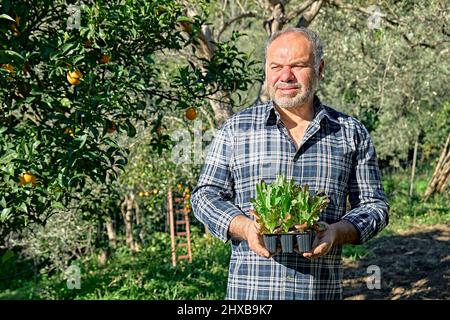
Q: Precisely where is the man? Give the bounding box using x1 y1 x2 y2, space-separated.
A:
191 27 389 300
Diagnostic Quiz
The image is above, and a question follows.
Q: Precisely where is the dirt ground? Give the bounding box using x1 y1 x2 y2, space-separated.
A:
343 224 450 300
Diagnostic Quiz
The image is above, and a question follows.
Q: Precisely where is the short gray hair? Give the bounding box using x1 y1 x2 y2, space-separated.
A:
265 27 324 73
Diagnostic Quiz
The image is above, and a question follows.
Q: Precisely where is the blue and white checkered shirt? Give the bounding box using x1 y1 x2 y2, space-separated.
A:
191 96 389 300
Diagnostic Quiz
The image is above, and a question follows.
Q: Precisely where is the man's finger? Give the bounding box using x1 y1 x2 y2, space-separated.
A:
250 236 271 258
255 244 271 258
269 247 281 258
303 242 329 259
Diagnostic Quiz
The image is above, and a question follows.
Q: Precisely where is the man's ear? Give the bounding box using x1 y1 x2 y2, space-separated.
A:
319 60 325 80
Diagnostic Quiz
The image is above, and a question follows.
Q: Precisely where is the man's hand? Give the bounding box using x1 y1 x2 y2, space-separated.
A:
229 215 280 258
244 220 273 258
302 222 335 259
302 220 359 259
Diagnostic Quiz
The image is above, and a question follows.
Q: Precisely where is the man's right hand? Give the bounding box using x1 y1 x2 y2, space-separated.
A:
229 215 279 258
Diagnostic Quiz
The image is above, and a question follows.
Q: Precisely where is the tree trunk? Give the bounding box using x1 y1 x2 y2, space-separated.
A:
105 216 117 249
180 9 233 126
209 92 233 125
263 1 285 36
424 133 450 200
121 193 136 251
295 0 324 28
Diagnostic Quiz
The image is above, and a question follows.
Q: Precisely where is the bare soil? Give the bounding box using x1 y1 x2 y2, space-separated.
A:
343 224 450 300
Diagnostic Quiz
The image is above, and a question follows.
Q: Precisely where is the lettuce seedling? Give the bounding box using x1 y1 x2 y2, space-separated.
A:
250 177 330 234
291 185 329 231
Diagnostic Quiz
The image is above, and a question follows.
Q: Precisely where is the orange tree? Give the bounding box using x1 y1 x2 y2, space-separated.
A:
0 0 259 240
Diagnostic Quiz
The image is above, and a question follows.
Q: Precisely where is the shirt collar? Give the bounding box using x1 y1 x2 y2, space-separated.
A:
265 95 340 126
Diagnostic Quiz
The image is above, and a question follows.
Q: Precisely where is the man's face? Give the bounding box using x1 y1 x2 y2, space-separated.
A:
266 32 321 109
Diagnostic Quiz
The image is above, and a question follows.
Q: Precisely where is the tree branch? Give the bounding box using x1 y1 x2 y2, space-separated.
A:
328 0 401 27
263 2 285 36
217 11 257 40
330 0 449 50
403 33 450 50
285 0 316 23
296 0 323 27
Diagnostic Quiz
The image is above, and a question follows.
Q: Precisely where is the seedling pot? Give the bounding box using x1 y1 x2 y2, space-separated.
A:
263 234 278 253
296 231 313 253
280 233 295 253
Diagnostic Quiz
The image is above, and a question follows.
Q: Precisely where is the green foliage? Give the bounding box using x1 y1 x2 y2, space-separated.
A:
174 30 262 108
422 101 450 159
383 167 450 222
313 1 450 167
0 0 260 239
0 0 186 239
0 226 230 300
342 244 373 261
250 176 329 233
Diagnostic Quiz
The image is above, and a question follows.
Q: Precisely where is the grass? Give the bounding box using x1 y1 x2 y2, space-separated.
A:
342 244 374 261
0 227 230 300
382 168 450 232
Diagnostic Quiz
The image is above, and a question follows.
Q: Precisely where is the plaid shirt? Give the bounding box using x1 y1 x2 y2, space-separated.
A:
191 96 389 300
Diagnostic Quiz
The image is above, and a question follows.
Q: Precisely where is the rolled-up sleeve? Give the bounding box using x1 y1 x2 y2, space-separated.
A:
342 124 389 244
190 120 244 242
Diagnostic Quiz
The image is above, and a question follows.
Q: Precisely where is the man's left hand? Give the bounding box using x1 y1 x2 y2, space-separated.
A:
302 222 336 259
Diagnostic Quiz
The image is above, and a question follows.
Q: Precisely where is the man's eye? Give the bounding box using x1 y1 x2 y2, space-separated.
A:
271 66 282 71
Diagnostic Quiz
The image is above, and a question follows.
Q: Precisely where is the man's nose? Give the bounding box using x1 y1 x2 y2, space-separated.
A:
279 66 295 82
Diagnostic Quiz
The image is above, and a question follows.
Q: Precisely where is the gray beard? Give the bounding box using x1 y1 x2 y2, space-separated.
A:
269 77 318 109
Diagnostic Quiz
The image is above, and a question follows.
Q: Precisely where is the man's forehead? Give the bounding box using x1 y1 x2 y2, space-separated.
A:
267 33 314 61
269 32 312 48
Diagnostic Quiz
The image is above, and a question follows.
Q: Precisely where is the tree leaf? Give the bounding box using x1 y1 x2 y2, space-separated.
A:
0 50 25 61
0 14 15 22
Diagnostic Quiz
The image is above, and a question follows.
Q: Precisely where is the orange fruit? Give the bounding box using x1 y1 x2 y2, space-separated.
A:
1 64 15 80
64 127 75 137
177 183 183 190
184 187 190 194
18 172 36 186
156 126 162 136
153 189 158 194
185 107 197 121
138 192 144 197
144 191 150 197
67 70 83 85
1 64 15 74
101 54 111 64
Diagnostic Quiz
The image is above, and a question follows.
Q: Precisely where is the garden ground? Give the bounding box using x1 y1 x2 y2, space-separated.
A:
343 223 449 300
